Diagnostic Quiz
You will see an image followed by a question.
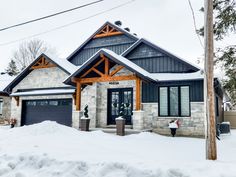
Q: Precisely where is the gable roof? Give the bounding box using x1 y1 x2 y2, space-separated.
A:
64 48 157 86
4 53 77 93
67 21 139 61
121 38 201 71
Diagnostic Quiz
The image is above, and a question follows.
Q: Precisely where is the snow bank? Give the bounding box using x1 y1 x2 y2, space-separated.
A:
0 121 235 177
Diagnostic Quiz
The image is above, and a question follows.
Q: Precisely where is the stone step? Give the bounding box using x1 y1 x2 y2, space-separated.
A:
90 128 152 135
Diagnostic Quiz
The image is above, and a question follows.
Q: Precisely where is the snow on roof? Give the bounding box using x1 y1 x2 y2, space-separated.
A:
0 74 15 91
151 70 204 81
65 48 158 84
42 52 78 74
66 21 139 61
102 49 156 81
10 88 75 96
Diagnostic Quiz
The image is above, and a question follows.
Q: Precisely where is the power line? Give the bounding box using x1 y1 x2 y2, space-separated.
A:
0 0 104 32
188 0 204 49
0 0 135 46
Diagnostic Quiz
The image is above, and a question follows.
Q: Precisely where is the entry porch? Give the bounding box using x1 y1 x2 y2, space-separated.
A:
64 49 157 130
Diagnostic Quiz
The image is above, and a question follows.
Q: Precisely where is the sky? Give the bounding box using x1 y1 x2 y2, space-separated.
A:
0 0 235 72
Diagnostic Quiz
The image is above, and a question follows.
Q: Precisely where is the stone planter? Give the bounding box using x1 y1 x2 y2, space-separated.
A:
116 117 125 136
80 118 90 131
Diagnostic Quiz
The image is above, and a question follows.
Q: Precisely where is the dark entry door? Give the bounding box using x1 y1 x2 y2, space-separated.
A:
108 88 133 125
21 99 72 126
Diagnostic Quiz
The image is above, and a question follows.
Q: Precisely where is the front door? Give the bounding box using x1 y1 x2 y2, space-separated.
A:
108 88 133 125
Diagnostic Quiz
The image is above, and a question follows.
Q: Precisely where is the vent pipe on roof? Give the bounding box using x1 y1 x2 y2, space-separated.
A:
124 27 130 32
114 20 122 26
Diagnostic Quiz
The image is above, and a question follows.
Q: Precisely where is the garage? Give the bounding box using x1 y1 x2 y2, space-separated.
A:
21 99 72 126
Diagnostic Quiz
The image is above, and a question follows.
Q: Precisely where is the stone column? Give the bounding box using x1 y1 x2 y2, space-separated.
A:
132 110 144 130
72 110 84 129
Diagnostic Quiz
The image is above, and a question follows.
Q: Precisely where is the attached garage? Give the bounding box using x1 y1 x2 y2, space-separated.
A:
21 99 72 126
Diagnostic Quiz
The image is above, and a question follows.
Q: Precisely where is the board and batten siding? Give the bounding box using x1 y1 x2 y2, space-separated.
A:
70 34 137 66
125 43 198 73
142 80 204 103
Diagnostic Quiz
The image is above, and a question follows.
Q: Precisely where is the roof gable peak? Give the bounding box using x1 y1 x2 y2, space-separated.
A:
66 21 139 61
122 38 201 71
93 24 123 39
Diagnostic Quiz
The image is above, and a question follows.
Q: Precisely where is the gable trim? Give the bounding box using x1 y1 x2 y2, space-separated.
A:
64 49 157 86
4 53 70 93
66 21 139 61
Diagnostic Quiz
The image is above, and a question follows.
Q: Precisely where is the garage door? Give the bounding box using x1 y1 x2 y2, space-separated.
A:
21 99 72 126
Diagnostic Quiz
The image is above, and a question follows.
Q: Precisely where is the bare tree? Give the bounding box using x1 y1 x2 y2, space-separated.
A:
11 39 56 71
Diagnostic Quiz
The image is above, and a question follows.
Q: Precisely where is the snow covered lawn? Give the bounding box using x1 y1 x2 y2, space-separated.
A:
0 121 235 177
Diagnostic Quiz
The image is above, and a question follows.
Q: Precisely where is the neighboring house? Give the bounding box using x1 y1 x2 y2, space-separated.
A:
223 91 232 111
4 21 224 137
0 74 14 120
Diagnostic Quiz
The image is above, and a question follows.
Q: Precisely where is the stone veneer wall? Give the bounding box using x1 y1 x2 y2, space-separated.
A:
0 96 11 119
142 103 158 129
151 102 205 137
12 67 69 93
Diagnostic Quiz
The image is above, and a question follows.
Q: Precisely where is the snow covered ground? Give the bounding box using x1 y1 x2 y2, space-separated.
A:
0 121 235 177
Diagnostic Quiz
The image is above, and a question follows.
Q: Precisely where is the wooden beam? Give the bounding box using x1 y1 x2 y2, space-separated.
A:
92 68 104 77
105 58 109 75
136 77 141 110
72 92 76 105
79 75 136 84
110 65 124 76
76 82 81 111
31 64 56 70
93 25 123 38
81 58 105 78
13 96 20 106
30 57 56 70
93 31 123 38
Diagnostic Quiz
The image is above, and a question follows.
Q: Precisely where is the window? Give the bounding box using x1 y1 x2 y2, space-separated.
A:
0 98 3 115
215 96 219 116
159 87 168 116
159 86 190 117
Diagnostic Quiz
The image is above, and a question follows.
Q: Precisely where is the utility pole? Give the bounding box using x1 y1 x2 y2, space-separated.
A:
204 0 217 160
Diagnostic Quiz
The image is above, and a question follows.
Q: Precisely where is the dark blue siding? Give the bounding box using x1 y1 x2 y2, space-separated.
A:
126 43 197 73
142 80 204 103
70 34 137 65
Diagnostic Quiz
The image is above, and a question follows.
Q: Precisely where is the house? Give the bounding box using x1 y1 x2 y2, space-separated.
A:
0 74 14 121
3 21 224 137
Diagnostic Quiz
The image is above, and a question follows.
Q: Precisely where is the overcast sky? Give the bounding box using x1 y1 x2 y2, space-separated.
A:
0 0 235 72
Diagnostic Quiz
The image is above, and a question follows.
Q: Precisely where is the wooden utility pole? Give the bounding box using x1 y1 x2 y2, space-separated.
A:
204 0 217 160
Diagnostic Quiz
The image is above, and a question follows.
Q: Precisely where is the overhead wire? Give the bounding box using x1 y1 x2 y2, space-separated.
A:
188 0 204 49
0 0 135 46
0 0 104 32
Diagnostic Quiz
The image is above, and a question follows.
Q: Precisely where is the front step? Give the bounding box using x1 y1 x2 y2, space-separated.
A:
90 128 152 135
105 125 132 129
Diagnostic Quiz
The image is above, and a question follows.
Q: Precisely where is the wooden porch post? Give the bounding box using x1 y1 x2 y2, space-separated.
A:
105 57 109 76
136 77 141 110
76 82 81 111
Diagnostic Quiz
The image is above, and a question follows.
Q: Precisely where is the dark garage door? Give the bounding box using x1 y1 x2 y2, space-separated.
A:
21 99 72 126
